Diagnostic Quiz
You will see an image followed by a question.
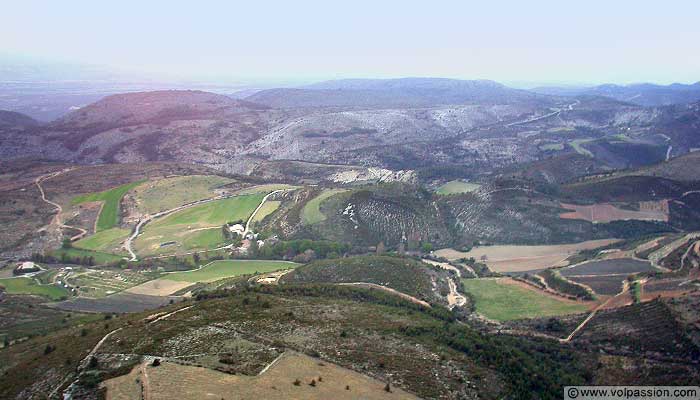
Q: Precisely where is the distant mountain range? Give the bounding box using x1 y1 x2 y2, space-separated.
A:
531 82 700 107
246 78 549 109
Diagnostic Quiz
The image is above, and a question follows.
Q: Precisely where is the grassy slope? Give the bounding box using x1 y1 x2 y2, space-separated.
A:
166 260 299 283
461 278 588 321
132 175 234 214
71 180 144 231
435 181 481 195
73 227 130 254
0 277 69 300
250 200 281 225
135 194 265 255
49 247 124 265
301 189 347 225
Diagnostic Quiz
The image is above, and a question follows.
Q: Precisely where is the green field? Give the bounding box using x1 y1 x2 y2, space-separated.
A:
50 247 124 265
135 194 265 256
461 278 588 321
73 227 130 254
0 277 69 300
435 181 481 195
71 180 144 231
131 175 234 214
236 184 298 195
250 200 280 226
165 260 299 283
302 189 348 225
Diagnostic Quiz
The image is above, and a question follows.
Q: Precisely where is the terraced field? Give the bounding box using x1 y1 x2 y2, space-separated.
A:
67 269 159 298
134 194 265 256
71 180 144 231
0 277 69 300
559 258 658 296
435 180 481 195
559 259 656 276
573 299 700 360
130 175 234 214
165 260 299 283
566 275 625 296
461 278 589 321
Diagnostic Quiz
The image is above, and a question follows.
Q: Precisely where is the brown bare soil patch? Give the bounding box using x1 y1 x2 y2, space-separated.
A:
125 279 193 296
103 352 419 400
559 201 668 223
435 239 619 272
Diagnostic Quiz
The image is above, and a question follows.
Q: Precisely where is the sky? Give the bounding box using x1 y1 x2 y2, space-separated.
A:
2 0 699 86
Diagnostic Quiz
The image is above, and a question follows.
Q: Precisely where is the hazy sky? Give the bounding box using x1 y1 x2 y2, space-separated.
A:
2 0 699 85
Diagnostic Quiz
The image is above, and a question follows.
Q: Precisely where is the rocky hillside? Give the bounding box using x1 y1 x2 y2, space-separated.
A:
0 84 698 182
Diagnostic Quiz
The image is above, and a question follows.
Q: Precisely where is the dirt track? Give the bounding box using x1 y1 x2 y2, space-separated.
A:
35 169 88 241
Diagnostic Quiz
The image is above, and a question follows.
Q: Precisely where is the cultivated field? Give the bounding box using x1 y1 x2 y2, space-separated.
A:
102 353 419 400
130 175 234 214
435 180 481 195
559 201 668 223
73 227 130 254
302 188 348 225
134 194 264 256
236 183 298 195
250 200 281 226
71 180 144 231
0 277 68 300
67 269 158 298
565 275 625 296
125 279 193 296
165 260 299 283
49 247 124 265
436 239 619 272
461 278 589 321
559 259 656 276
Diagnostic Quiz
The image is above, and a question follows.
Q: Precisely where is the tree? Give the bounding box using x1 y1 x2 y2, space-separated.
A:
62 238 72 249
376 241 386 255
421 242 433 253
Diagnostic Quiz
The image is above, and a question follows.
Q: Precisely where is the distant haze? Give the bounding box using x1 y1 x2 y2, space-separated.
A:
1 0 699 85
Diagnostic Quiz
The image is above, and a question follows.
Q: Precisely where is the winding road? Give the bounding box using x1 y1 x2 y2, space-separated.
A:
35 169 88 242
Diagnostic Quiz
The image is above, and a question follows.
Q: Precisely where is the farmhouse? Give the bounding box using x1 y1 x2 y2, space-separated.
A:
228 223 245 236
13 261 40 275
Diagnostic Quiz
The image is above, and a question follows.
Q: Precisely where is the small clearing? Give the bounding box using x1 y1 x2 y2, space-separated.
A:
435 180 481 195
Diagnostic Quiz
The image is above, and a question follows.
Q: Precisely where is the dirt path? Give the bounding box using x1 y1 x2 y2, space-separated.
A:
338 282 431 308
35 168 88 241
421 259 467 308
50 326 123 399
244 189 287 235
560 279 638 343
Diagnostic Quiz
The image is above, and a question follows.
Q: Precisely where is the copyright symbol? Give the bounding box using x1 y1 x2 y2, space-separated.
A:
568 387 579 398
